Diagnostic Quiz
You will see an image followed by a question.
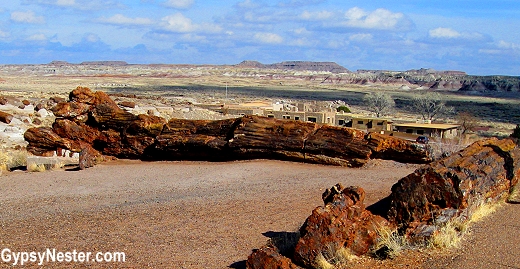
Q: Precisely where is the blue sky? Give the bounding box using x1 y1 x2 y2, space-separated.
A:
0 0 519 75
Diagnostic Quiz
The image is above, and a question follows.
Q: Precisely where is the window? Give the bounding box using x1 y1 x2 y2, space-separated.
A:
282 115 291 119
377 121 384 126
267 114 274 118
338 120 345 126
417 130 424 135
406 129 413 134
357 120 364 124
326 117 331 123
294 116 300 120
307 117 317 123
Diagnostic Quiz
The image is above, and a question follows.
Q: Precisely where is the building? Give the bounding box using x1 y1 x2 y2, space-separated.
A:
393 122 460 139
335 113 393 133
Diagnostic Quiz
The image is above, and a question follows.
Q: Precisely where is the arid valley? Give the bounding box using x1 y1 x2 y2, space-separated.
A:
1 61 520 269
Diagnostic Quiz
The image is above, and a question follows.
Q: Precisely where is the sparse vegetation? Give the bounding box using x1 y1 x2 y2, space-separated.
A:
411 92 454 121
0 149 27 173
371 225 408 259
315 245 356 269
363 92 395 118
427 137 471 160
511 124 520 139
336 105 351 113
429 201 502 250
27 163 46 172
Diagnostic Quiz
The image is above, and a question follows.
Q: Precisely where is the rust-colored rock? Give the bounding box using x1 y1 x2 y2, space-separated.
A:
119 101 136 108
0 111 13 124
51 102 91 118
246 246 303 269
388 137 520 236
24 86 431 168
22 100 31 106
293 184 391 268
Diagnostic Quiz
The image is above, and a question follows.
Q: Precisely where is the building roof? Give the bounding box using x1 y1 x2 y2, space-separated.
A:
394 123 459 130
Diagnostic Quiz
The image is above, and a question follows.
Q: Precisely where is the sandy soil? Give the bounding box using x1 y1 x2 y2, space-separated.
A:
0 159 421 268
1 159 520 269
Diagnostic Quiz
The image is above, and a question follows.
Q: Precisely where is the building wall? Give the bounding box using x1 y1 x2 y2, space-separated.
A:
394 126 459 139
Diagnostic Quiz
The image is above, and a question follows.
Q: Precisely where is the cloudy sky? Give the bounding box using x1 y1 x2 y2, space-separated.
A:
0 0 519 75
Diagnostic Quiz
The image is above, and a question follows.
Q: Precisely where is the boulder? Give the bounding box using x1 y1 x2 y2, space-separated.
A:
0 111 13 124
119 101 136 108
388 137 520 236
293 184 391 268
247 246 303 269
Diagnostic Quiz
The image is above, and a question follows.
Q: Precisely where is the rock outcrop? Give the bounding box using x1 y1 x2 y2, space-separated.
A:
0 111 13 124
24 87 430 169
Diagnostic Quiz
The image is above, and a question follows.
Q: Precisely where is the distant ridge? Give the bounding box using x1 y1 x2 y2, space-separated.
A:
80 61 128 66
236 60 350 73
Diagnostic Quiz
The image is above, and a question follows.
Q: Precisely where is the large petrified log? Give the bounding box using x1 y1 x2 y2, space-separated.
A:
247 138 520 268
24 86 431 168
387 137 520 237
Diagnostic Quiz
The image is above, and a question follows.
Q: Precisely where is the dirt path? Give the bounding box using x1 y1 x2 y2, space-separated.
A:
0 159 416 268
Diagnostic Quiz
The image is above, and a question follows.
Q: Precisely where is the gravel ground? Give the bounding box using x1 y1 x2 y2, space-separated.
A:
0 159 517 269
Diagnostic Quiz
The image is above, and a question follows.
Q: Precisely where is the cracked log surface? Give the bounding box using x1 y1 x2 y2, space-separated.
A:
24 86 431 168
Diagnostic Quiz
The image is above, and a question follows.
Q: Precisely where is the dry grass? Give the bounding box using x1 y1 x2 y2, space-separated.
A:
429 201 502 250
27 163 46 172
314 245 357 269
0 149 27 173
508 184 520 203
372 225 408 259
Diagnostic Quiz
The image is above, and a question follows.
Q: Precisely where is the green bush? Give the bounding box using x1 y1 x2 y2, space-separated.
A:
336 105 351 113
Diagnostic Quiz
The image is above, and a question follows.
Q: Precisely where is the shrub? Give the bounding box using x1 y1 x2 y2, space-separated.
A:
336 105 351 113
511 124 520 139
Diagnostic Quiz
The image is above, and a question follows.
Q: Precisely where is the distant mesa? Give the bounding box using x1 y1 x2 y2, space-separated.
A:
48 60 129 66
236 60 350 73
80 61 129 66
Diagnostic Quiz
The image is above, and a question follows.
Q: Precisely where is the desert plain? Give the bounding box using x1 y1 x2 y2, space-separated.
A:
1 62 520 268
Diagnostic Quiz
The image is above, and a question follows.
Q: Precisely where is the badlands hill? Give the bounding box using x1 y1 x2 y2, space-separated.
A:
1 60 519 93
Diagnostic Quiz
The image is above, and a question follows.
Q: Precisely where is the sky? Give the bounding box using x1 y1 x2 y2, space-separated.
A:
0 0 519 75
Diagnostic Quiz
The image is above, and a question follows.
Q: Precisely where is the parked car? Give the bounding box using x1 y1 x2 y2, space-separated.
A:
416 135 429 144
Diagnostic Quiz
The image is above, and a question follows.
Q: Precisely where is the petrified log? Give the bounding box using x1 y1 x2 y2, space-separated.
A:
247 246 303 269
292 184 390 268
388 137 520 237
24 86 431 168
0 111 13 124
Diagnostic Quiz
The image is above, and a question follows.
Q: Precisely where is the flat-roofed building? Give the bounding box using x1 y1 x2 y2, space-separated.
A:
393 122 459 139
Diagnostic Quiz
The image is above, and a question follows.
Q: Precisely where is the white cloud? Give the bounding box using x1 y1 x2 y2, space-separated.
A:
56 0 75 6
164 0 194 9
0 30 10 39
11 11 45 24
236 0 261 9
27 33 47 41
341 7 412 31
160 13 222 33
349 33 372 42
84 33 100 43
497 40 520 50
428 27 488 42
96 14 154 26
254 32 283 44
429 27 461 38
300 10 334 21
25 0 124 11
